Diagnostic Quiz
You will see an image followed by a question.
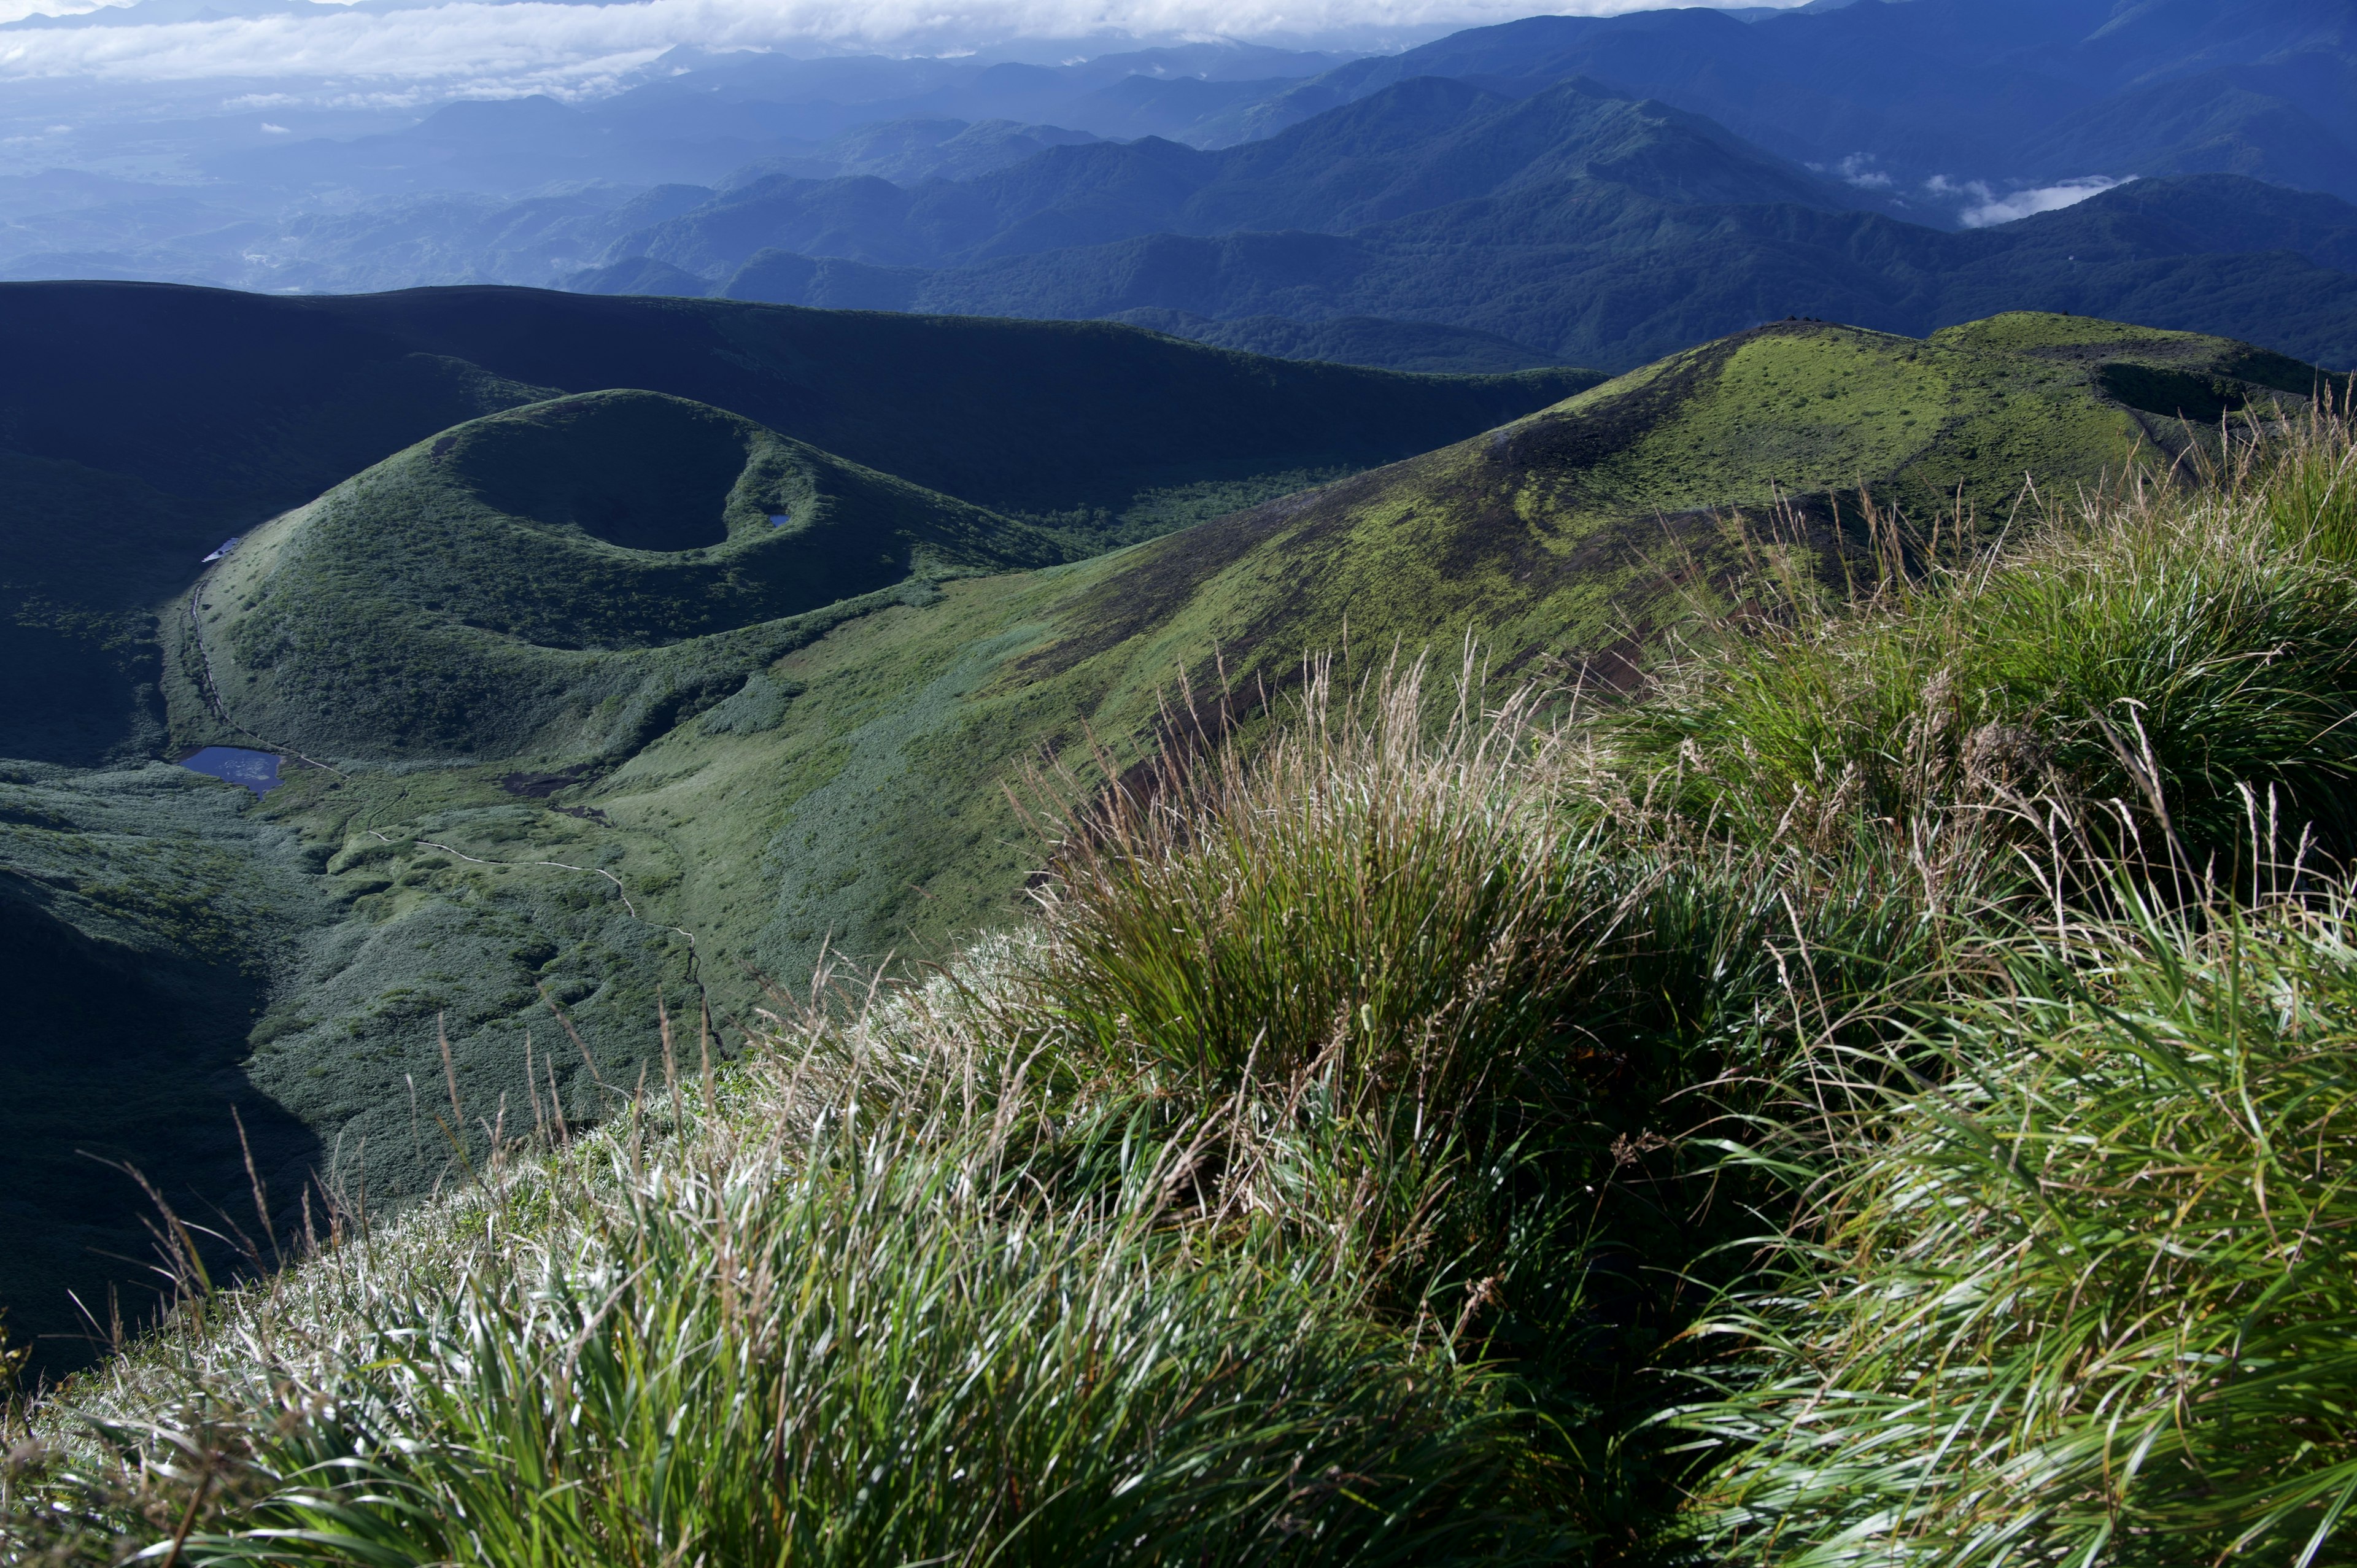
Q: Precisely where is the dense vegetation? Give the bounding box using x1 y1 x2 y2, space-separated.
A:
8 381 2353 1565
0 308 2324 1384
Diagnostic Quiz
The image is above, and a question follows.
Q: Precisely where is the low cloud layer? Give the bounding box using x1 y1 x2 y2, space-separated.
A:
0 0 1804 88
1943 174 2135 229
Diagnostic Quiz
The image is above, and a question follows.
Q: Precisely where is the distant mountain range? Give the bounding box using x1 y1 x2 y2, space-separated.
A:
2 3 2355 374
570 77 2357 371
1229 0 2357 208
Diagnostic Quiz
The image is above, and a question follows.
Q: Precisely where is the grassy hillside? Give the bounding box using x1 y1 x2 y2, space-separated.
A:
0 282 1582 765
565 312 2310 968
18 379 2357 1566
0 309 2329 1383
171 390 1064 762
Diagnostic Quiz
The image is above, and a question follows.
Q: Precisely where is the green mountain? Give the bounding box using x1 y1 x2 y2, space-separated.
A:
174 390 1065 762
0 282 1586 768
1 304 2335 1379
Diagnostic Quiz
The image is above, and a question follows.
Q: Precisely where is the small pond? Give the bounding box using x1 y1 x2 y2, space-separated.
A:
769 512 792 527
180 746 283 796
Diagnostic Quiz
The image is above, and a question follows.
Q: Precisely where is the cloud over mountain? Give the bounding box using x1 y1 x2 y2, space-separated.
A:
0 0 1803 88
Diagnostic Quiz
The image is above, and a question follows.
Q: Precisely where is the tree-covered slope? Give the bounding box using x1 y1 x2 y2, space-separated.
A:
606 77 1858 277
695 172 2357 374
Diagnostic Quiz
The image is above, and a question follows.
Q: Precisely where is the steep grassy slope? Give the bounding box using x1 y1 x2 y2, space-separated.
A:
547 315 2329 994
0 282 1581 766
217 311 2315 1099
4 311 2329 1380
26 391 2357 1567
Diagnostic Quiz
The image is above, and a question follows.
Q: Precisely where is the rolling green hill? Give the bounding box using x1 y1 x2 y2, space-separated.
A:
0 282 1587 768
172 390 1064 762
3 307 2334 1380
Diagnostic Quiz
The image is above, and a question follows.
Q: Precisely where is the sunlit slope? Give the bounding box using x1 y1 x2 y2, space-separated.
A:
169 390 1064 761
13 310 2326 1370
536 312 2335 989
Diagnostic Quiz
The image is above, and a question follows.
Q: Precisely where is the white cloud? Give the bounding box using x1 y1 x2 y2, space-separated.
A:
1829 152 1891 190
1949 174 2133 229
0 0 1811 88
0 0 101 22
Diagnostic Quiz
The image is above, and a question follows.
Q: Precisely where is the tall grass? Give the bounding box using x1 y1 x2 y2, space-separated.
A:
908 655 2022 1542
1681 875 2357 1567
1628 409 2357 860
13 1024 1563 1566
12 404 2357 1566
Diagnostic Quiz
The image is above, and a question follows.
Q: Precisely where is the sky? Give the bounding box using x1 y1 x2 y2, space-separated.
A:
0 0 1810 88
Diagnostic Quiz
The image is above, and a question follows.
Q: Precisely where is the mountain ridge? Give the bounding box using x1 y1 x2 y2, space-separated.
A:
602 77 1862 279
593 173 2357 373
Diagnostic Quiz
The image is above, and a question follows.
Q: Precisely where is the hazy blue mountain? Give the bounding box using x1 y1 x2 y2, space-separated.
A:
664 173 2357 371
1214 1 2357 210
604 77 1864 278
9 5 2357 376
726 119 1104 185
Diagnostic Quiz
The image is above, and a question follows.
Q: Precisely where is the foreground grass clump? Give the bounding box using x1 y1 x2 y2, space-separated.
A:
1682 880 2357 1567
1631 409 2357 857
992 663 2007 1458
9 1024 1557 1566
